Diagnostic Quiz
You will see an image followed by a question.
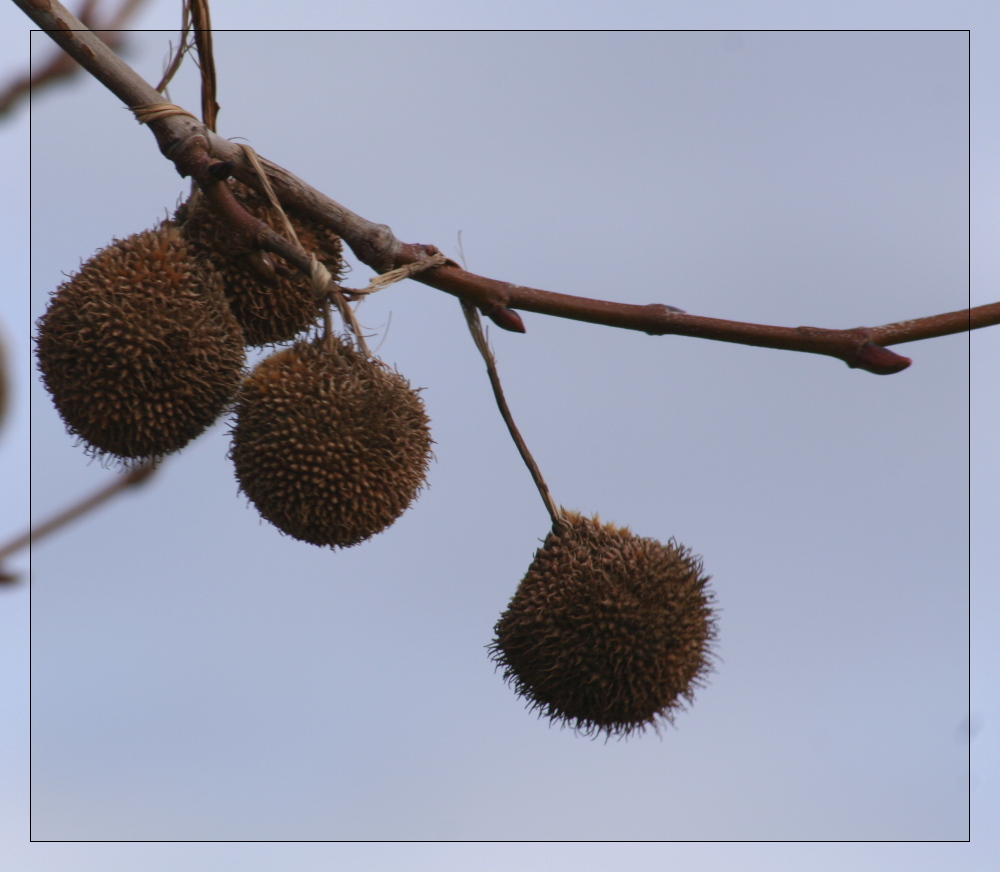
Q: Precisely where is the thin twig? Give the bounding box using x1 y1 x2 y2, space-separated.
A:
188 0 218 131
0 461 157 584
154 3 194 95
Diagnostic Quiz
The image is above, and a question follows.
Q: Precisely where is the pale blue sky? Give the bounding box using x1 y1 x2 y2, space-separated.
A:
2 2 996 870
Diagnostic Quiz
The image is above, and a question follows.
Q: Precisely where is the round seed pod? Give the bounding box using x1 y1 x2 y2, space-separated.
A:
489 510 716 738
175 179 344 347
230 336 433 548
35 224 246 462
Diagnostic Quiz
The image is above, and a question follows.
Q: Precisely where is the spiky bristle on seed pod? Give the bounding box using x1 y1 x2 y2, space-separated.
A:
489 510 716 738
230 336 433 548
35 224 246 462
175 179 344 347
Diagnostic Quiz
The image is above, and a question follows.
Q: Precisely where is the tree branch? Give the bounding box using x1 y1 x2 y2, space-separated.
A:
0 461 156 584
0 0 146 117
15 0 992 376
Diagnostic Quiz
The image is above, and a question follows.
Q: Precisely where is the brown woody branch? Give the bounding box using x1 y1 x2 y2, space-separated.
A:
0 0 146 117
0 461 156 584
15 0 995 376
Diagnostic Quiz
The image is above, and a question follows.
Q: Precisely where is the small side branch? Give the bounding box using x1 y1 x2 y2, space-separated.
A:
0 461 157 584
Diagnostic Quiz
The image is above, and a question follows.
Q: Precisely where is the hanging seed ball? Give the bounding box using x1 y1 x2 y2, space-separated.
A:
489 510 716 738
175 179 344 347
35 224 246 462
230 336 433 548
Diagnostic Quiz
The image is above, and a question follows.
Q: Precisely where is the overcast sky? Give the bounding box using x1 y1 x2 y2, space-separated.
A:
2 3 997 871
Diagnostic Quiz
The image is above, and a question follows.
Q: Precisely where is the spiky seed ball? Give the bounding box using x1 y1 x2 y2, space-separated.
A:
489 510 716 738
175 179 344 347
35 224 246 462
230 336 432 548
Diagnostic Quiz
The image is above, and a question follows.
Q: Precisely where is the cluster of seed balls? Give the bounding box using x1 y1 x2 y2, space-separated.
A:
35 179 432 549
36 179 717 738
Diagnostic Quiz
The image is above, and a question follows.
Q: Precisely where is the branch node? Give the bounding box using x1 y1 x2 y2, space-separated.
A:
207 159 234 180
642 303 687 334
162 131 209 169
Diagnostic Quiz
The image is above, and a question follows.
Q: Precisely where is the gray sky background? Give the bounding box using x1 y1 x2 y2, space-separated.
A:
1 2 996 870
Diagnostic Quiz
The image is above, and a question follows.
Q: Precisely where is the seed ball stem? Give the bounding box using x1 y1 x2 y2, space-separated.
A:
490 510 716 738
321 297 335 353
